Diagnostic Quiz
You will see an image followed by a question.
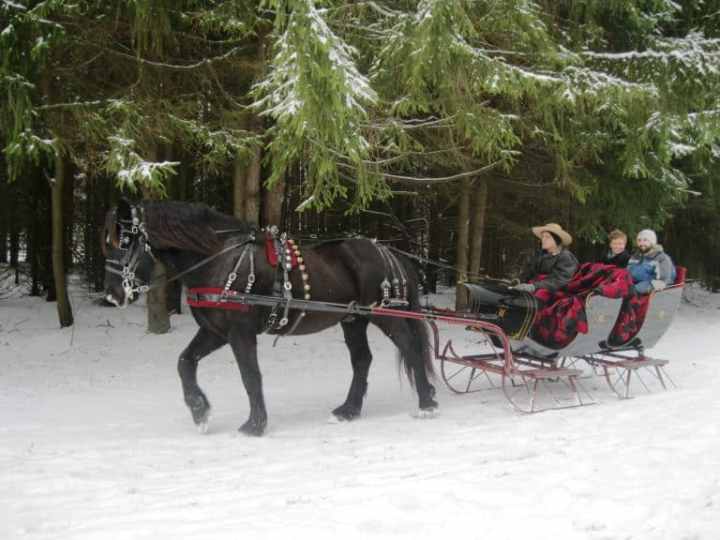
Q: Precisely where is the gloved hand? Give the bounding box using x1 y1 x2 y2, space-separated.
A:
651 279 667 292
512 283 536 293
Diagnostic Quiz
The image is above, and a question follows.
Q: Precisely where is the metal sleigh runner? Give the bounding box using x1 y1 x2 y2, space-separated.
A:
434 269 684 413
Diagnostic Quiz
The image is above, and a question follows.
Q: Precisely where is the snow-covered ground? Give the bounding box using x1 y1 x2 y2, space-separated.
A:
1 281 720 540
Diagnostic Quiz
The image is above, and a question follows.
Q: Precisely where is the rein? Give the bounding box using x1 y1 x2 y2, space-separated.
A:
386 246 499 283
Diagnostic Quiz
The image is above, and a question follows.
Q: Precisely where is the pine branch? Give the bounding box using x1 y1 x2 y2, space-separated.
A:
336 161 500 184
78 40 258 71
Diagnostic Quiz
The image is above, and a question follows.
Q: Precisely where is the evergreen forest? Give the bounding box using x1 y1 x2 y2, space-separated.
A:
2 0 720 328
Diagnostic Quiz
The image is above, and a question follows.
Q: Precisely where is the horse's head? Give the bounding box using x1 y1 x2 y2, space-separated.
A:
102 199 155 308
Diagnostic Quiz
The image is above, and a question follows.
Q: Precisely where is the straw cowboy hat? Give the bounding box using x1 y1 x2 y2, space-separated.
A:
531 223 573 246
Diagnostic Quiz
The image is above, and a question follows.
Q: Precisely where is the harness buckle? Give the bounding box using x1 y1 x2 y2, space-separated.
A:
284 281 292 291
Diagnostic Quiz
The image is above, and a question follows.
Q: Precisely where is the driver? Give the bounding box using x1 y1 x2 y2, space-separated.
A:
513 223 578 294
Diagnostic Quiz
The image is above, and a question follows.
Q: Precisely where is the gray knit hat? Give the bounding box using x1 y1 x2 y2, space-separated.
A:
636 229 657 245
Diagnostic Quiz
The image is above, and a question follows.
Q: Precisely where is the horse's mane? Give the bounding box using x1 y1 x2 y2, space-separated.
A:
143 201 254 255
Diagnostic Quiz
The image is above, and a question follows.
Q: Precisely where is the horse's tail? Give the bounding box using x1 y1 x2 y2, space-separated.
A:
396 255 435 384
407 317 435 378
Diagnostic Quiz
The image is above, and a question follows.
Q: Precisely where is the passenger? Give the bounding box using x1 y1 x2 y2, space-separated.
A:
601 229 630 268
627 229 676 294
513 223 578 293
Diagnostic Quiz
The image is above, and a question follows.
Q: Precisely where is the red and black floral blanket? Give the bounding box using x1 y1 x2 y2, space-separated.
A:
528 262 649 349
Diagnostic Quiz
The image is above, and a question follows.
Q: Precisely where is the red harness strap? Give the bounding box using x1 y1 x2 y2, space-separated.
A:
186 287 251 311
188 230 306 314
265 231 299 268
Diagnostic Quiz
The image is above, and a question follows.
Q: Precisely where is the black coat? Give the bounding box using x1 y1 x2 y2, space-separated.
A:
601 249 630 268
520 248 579 292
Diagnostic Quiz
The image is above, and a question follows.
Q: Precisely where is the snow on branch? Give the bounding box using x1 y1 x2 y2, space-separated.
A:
106 136 178 195
583 32 720 80
252 0 379 209
1 1 26 12
254 0 376 122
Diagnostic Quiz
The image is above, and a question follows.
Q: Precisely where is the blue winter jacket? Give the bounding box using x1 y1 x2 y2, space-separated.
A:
627 245 676 294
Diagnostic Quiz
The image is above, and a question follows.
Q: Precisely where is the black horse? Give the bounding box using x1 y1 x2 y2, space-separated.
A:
102 200 437 435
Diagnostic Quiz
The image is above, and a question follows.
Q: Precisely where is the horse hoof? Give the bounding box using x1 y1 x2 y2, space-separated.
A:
414 407 438 419
239 420 266 437
191 405 211 433
328 412 358 424
331 405 361 422
197 417 211 434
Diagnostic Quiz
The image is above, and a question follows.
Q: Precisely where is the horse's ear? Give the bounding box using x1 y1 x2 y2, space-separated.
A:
117 198 132 222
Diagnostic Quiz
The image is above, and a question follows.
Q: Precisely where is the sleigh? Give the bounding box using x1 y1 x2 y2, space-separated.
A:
431 266 686 412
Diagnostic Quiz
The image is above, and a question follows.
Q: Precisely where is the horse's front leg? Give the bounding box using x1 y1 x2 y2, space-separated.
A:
229 328 267 436
178 327 227 432
333 318 372 421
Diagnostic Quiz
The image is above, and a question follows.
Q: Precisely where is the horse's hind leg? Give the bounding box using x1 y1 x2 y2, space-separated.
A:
228 328 267 436
372 317 438 414
178 327 227 432
333 317 372 421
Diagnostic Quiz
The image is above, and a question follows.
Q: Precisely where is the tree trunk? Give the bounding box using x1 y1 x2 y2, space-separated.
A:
63 159 75 270
143 145 171 334
158 144 182 315
29 169 43 296
0 153 6 264
82 177 91 293
83 175 106 293
244 41 265 225
44 195 56 302
263 174 285 227
29 214 40 296
233 156 246 220
454 179 472 311
245 143 262 225
469 180 488 280
51 151 74 327
145 255 171 334
426 201 445 293
38 161 55 299
0 229 6 264
9 202 19 268
147 260 171 334
0 175 7 264
95 175 113 291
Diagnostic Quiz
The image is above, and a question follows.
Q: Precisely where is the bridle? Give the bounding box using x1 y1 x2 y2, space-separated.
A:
104 203 257 304
104 204 154 301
